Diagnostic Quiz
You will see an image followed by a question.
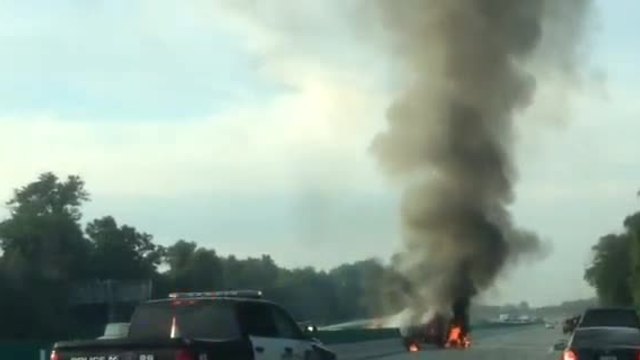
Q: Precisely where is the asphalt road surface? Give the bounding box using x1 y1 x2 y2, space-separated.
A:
383 325 567 360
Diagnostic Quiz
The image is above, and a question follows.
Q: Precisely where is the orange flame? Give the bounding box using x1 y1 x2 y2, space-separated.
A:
409 343 420 352
445 326 471 349
448 326 461 342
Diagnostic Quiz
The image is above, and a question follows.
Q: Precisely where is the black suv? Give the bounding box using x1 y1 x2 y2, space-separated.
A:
578 308 640 329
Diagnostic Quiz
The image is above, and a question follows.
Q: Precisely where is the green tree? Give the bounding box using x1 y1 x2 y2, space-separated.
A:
585 233 633 306
164 240 224 292
0 172 91 281
329 259 389 321
86 216 164 280
625 212 640 305
270 267 339 323
222 254 279 290
0 172 92 338
165 240 198 272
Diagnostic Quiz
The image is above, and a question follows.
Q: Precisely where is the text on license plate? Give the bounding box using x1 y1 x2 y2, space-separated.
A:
599 356 617 360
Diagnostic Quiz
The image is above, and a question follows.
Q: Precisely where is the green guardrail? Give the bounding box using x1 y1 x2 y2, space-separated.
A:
315 328 401 345
314 321 541 345
472 321 542 330
0 342 52 360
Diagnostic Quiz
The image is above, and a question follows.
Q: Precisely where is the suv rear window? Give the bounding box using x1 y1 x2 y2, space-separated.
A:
128 300 240 340
579 309 640 328
572 328 640 347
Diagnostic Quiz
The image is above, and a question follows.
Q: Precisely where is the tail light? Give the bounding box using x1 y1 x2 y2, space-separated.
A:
563 349 578 360
50 350 61 360
636 350 640 360
176 349 196 360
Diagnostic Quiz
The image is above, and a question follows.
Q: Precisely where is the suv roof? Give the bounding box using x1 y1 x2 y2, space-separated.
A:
581 307 639 316
578 307 640 329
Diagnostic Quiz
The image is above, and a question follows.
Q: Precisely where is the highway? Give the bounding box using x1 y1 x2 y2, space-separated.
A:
381 325 566 360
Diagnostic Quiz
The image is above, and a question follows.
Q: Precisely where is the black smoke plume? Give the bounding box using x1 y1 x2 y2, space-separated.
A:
371 0 592 321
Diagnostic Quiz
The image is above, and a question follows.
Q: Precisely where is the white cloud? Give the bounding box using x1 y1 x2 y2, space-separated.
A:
0 1 391 203
0 78 387 198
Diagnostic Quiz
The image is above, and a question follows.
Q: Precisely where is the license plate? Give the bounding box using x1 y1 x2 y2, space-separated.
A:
599 356 617 360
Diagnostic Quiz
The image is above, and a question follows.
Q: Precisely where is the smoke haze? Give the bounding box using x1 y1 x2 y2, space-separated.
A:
370 0 593 319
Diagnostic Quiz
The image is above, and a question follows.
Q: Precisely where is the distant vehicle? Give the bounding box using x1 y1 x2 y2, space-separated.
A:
402 314 448 349
577 308 640 329
97 322 129 339
545 322 555 329
563 316 580 334
518 315 531 322
562 326 640 360
51 290 335 360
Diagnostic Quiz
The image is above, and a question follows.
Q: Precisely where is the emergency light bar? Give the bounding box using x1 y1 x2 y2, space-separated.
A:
168 290 263 299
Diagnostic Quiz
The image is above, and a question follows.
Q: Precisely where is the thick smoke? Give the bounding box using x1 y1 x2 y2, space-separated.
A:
371 0 592 320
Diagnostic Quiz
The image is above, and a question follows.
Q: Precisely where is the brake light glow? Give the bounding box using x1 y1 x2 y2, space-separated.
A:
176 349 196 360
563 350 578 360
50 350 60 360
172 300 197 306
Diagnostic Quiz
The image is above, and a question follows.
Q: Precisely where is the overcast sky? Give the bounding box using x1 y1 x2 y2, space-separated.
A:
0 0 638 307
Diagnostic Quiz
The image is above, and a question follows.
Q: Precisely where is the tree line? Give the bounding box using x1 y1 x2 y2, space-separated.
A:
0 173 404 340
584 198 640 307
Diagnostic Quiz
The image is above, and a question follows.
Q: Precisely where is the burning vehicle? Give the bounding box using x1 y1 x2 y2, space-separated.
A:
402 299 472 351
402 314 448 350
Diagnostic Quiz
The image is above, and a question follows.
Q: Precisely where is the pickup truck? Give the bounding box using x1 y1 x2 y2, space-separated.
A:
51 290 336 360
